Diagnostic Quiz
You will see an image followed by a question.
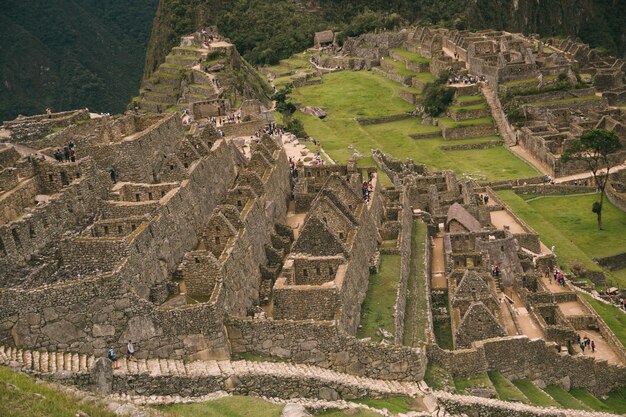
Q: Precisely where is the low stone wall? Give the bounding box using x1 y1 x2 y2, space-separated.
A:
449 107 491 122
372 66 411 86
427 336 626 396
607 182 626 213
512 184 596 195
221 120 265 137
442 123 494 141
356 113 414 126
439 141 501 151
398 90 421 104
594 252 626 271
226 318 426 381
436 391 618 417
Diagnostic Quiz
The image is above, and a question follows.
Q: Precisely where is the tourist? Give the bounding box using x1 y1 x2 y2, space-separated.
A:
108 347 119 369
54 149 63 162
483 194 489 205
127 340 135 361
63 146 70 162
46 107 52 119
591 340 595 353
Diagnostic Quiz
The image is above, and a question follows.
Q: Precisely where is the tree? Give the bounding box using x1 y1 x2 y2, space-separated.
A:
561 129 623 229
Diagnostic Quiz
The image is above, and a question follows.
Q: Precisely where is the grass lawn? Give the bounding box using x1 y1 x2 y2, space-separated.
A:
0 366 117 417
161 396 283 417
424 363 454 391
382 58 417 77
357 254 401 341
353 396 421 413
580 293 626 348
487 371 530 403
527 95 602 107
496 191 626 287
511 379 559 407
454 374 494 394
290 70 538 181
390 48 431 63
316 409 382 417
603 386 626 414
433 318 453 350
543 386 591 410
438 116 494 128
404 221 429 346
569 388 614 412
457 95 484 103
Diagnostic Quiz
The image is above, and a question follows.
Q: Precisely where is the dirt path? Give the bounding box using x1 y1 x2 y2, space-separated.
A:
431 234 447 289
489 210 526 233
554 163 626 183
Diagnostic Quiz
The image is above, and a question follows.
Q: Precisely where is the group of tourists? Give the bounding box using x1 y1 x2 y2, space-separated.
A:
288 157 299 179
548 268 567 287
53 142 77 163
448 74 486 85
479 194 490 205
361 172 375 202
107 340 135 369
577 334 596 354
491 264 500 277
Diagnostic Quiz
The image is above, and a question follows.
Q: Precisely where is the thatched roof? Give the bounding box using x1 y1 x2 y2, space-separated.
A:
315 30 334 44
446 203 481 232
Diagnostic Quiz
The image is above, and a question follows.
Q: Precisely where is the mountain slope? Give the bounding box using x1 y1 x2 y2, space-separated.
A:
143 0 625 83
0 0 158 122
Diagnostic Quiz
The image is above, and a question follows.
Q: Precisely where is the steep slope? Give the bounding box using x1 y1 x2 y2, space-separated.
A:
0 0 158 122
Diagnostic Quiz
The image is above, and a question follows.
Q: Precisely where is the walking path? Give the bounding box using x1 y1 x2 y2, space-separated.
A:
554 162 626 184
431 233 447 289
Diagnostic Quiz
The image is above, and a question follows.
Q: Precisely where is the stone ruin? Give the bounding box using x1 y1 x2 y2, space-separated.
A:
2 26 626 417
408 26 626 178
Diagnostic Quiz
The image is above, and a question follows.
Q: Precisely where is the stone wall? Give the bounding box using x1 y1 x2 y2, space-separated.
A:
221 120 266 138
427 336 626 396
227 318 425 381
442 123 494 140
0 137 290 360
594 252 626 271
356 113 414 126
436 391 618 417
607 181 626 213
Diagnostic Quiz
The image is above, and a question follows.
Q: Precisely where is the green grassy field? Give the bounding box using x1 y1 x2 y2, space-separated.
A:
353 396 421 414
0 366 117 417
390 48 431 63
316 409 383 417
487 371 530 403
357 254 402 341
511 379 559 407
162 396 283 417
543 385 591 410
496 191 626 287
454 374 495 394
404 221 429 346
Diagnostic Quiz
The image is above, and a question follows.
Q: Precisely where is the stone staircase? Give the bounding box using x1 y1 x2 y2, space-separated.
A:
0 345 421 398
0 346 95 374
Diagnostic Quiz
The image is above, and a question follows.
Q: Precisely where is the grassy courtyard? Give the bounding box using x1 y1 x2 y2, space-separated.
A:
403 221 429 346
357 254 401 341
290 71 538 180
496 191 626 287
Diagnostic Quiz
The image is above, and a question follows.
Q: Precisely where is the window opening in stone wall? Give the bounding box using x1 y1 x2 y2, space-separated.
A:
161 191 166 197
195 257 200 263
184 162 189 168
215 226 220 232
131 224 137 231
215 236 220 244
0 237 6 256
104 226 109 235
148 192 153 200
237 200 242 207
29 225 35 238
303 269 308 277
329 267 334 275
60 171 69 186
170 164 174 170
118 226 123 234
48 174 53 182
316 267 321 275
135 193 141 201
76 172 81 178
339 232 344 240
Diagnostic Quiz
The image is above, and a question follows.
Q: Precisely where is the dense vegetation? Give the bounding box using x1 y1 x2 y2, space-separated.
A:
145 0 625 80
0 0 158 122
